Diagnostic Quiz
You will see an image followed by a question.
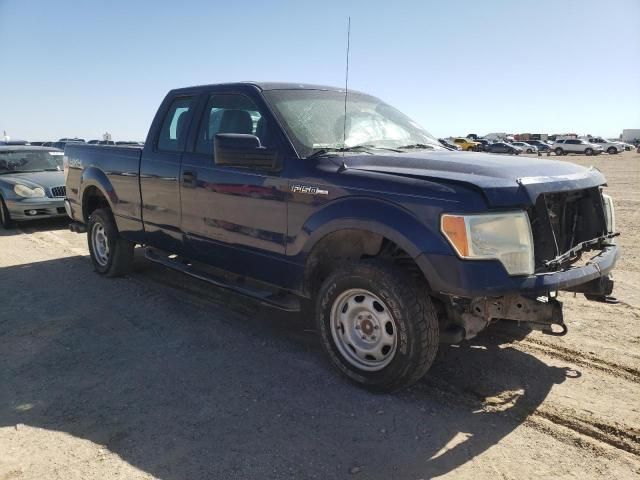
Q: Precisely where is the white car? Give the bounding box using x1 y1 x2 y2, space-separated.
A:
552 139 604 156
585 137 625 154
512 142 538 153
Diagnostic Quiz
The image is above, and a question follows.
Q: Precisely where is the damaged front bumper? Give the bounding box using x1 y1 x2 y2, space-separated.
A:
434 245 620 343
419 244 620 298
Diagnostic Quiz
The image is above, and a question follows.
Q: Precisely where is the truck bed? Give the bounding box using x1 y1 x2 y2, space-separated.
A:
64 143 143 235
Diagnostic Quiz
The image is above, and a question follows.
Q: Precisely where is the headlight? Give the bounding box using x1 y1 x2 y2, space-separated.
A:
602 193 615 233
14 184 46 198
441 211 535 276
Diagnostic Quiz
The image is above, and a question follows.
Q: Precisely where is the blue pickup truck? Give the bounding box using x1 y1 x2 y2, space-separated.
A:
64 82 619 391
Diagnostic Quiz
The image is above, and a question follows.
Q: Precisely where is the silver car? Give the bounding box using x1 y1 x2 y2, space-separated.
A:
0 146 67 228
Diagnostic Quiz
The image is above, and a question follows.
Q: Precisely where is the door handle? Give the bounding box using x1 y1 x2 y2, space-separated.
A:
182 171 196 187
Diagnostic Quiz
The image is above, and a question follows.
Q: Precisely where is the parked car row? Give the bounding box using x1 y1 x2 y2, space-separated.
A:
14 138 144 149
437 135 628 157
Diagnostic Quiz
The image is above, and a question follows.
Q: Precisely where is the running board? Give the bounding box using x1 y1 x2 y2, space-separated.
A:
144 248 301 312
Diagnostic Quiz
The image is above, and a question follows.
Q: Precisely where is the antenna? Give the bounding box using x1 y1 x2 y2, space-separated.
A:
341 16 351 166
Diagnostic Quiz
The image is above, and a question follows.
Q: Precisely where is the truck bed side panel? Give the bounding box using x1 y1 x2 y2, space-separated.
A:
64 144 144 240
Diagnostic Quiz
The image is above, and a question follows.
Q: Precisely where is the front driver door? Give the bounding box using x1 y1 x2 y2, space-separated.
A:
179 89 289 287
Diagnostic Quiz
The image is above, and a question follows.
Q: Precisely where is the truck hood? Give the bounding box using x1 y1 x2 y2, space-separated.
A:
345 150 607 207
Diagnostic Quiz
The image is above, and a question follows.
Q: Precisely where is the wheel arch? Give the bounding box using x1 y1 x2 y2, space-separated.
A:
79 167 116 222
297 197 448 296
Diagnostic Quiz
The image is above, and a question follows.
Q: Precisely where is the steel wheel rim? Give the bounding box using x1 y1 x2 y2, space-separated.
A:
330 289 398 371
91 222 110 266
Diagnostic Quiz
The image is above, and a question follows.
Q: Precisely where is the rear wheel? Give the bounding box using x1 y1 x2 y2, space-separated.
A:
555 147 564 156
0 196 13 229
585 148 593 156
87 208 134 277
316 261 439 392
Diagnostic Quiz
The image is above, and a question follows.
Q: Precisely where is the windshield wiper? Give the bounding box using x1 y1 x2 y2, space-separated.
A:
355 144 403 153
308 144 406 158
307 145 376 158
397 143 436 150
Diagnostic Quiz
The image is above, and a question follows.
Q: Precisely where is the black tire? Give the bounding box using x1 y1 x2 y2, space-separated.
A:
607 147 617 154
526 148 533 153
585 148 593 156
555 147 564 156
316 260 439 392
0 196 14 229
87 208 134 277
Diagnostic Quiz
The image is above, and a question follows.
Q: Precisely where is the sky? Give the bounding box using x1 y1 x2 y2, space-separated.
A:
1 0 639 141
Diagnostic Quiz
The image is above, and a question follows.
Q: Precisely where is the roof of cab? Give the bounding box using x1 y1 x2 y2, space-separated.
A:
169 81 353 95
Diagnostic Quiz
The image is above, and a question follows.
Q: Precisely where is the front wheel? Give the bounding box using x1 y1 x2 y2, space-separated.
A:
555 147 564 156
87 208 134 277
607 147 617 154
585 148 593 156
316 261 439 392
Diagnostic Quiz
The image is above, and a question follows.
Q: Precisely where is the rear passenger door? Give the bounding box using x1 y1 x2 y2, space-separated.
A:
140 95 195 253
565 139 579 152
179 89 289 286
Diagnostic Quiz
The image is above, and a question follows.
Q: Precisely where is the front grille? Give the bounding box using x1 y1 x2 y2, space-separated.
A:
50 186 66 197
530 187 608 271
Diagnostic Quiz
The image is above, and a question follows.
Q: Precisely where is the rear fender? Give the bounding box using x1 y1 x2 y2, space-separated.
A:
79 167 116 219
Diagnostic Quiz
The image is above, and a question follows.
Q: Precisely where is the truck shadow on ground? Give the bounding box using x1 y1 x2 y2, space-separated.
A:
0 255 576 479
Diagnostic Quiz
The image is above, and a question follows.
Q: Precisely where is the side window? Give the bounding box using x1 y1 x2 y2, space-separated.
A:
157 96 194 152
195 93 269 155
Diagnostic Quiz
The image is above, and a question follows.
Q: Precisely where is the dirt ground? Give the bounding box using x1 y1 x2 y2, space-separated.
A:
0 151 639 480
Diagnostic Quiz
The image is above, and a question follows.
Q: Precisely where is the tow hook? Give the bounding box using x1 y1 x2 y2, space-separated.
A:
529 320 568 337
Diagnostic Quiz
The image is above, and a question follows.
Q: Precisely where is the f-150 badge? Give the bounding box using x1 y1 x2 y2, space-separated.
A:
290 185 329 195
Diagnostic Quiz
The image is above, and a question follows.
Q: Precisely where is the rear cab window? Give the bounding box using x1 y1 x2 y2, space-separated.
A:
157 96 194 152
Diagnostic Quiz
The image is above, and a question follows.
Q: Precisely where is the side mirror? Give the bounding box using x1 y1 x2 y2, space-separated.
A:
214 133 278 169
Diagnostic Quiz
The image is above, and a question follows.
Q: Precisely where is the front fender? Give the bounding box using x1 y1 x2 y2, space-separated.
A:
292 196 451 261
